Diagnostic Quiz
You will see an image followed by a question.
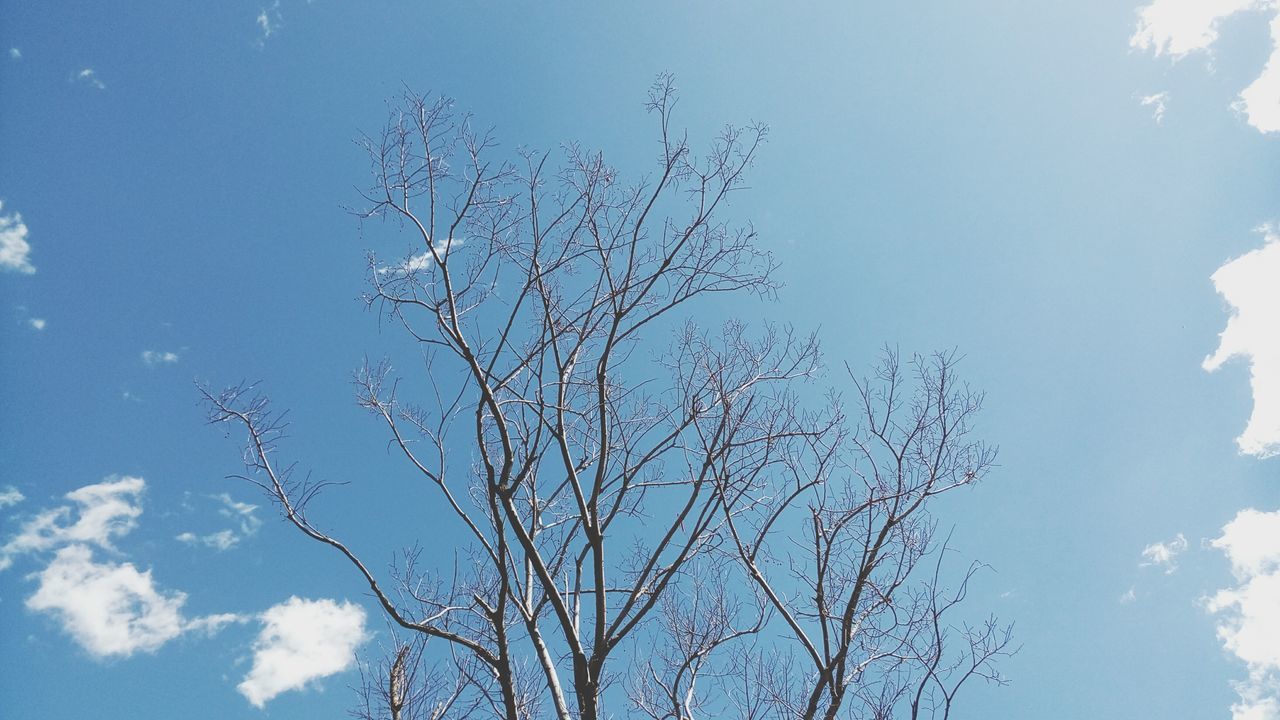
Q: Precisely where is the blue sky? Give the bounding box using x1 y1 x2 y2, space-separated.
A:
2 1 1280 718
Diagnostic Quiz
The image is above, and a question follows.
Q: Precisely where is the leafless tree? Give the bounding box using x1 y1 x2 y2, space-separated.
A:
203 75 1013 720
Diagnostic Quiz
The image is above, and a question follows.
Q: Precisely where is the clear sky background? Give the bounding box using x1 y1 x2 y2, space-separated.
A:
2 1 1279 718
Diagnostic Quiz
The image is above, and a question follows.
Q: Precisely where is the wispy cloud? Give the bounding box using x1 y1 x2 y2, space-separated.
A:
176 530 239 551
238 597 368 707
1141 532 1189 574
28 318 46 331
1138 91 1170 123
375 239 463 276
0 201 36 275
141 350 180 366
0 486 24 509
8 48 20 61
175 493 262 551
73 68 106 90
0 476 146 570
1132 1 1280 133
376 252 433 276
256 1 283 44
1208 508 1280 720
1204 228 1280 458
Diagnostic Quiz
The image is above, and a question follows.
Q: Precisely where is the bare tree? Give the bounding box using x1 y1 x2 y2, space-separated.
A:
203 75 1013 720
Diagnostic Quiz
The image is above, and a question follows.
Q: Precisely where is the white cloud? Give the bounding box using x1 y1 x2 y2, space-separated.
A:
1142 532 1189 573
74 68 106 90
27 545 190 657
1205 229 1280 458
8 48 20 61
177 529 237 551
176 494 261 551
1209 508 1280 720
6 477 246 657
0 201 36 274
1120 586 1138 604
141 350 179 366
186 612 246 636
1130 0 1270 58
1139 91 1170 123
28 318 46 331
216 493 262 533
1132 1 1280 133
256 1 282 43
0 486 24 508
26 545 245 658
376 239 462 276
377 252 432 276
1236 14 1280 133
1214 508 1280 577
238 597 368 708
0 476 146 568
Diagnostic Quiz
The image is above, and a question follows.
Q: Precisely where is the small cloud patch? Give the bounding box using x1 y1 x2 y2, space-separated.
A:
141 350 179 366
175 494 261 551
375 239 462 276
0 486 24 509
73 68 106 90
1141 532 1189 574
256 1 282 44
1139 91 1170 123
0 201 36 275
238 597 368 707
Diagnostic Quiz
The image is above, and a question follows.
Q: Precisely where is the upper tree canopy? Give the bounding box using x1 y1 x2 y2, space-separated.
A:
205 76 1012 720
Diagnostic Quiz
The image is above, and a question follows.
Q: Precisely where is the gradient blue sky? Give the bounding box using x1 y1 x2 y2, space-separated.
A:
3 2 1279 718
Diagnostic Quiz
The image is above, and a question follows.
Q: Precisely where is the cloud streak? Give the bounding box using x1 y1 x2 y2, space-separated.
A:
141 350 180 366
